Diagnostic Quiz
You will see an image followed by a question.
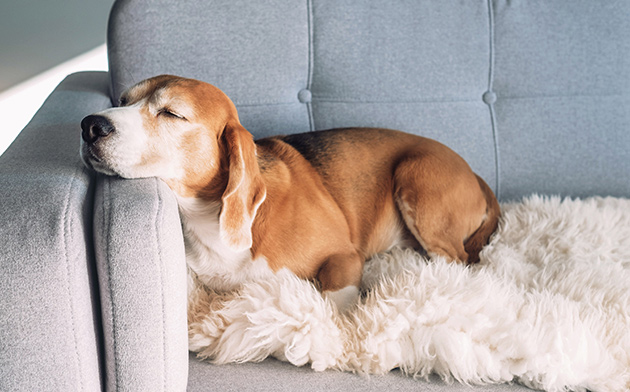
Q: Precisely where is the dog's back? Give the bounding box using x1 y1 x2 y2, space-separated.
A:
258 127 500 264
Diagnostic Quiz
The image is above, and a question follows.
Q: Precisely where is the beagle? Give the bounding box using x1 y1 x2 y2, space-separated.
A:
80 75 500 311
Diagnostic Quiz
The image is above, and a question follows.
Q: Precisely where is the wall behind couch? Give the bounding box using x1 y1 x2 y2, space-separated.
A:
0 0 114 92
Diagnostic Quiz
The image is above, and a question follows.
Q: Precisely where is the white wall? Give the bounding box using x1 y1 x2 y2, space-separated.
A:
0 0 113 156
0 45 108 156
0 0 114 91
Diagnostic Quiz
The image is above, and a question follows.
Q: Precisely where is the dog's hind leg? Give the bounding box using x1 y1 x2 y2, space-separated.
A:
393 153 488 264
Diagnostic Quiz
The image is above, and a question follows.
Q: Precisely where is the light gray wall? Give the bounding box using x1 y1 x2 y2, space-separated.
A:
0 0 115 92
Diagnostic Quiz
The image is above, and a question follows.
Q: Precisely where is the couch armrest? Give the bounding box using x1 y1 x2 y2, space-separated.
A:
0 72 111 391
93 175 188 392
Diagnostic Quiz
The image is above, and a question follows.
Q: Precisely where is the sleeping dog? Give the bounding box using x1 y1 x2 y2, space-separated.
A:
80 75 500 311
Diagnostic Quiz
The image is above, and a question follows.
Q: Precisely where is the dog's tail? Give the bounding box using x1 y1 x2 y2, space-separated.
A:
464 175 501 264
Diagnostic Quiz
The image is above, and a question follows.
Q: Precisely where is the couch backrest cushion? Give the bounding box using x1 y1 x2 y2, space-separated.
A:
492 1 630 200
108 0 630 201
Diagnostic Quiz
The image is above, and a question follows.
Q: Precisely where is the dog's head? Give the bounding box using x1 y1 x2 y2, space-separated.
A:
81 75 266 250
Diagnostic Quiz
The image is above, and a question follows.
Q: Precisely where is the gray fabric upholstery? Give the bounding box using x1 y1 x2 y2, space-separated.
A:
187 353 532 392
0 72 110 391
1 1 629 391
93 175 188 392
492 1 630 200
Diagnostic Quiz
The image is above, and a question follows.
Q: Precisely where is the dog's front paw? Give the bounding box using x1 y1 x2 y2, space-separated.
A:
323 286 359 313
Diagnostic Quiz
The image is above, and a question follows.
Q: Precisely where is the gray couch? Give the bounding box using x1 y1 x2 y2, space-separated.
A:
1 0 628 391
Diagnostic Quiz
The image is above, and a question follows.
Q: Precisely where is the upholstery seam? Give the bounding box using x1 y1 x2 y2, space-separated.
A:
492 92 629 100
311 96 484 104
61 167 85 391
103 177 119 391
84 165 106 389
306 0 315 131
155 179 168 391
231 91 627 107
235 100 301 107
487 0 501 199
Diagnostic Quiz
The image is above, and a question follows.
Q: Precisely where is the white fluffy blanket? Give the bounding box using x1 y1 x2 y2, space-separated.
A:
188 196 630 392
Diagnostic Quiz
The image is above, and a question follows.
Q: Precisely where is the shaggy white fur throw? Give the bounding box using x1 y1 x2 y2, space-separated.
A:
188 196 630 392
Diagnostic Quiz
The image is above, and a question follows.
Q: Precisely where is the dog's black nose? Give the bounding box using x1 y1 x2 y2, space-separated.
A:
81 115 115 143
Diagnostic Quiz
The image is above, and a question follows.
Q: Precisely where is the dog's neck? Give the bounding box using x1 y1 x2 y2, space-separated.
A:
175 195 274 293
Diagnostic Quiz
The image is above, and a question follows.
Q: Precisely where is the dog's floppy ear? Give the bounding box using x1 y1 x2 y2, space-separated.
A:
219 121 267 252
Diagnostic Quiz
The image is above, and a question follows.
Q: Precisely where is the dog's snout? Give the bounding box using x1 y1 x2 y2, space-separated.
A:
81 115 115 143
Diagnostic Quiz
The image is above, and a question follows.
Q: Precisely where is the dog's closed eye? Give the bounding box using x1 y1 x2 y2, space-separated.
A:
158 108 186 120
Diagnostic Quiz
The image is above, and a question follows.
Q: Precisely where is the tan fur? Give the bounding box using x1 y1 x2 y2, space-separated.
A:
80 75 501 299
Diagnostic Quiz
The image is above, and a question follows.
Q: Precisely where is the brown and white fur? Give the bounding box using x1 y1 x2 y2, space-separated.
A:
80 75 500 311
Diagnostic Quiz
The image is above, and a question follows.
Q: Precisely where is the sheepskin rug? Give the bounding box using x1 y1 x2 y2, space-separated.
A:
188 195 630 392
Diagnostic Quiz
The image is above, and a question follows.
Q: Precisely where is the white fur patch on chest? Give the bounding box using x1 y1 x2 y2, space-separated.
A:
177 197 275 292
